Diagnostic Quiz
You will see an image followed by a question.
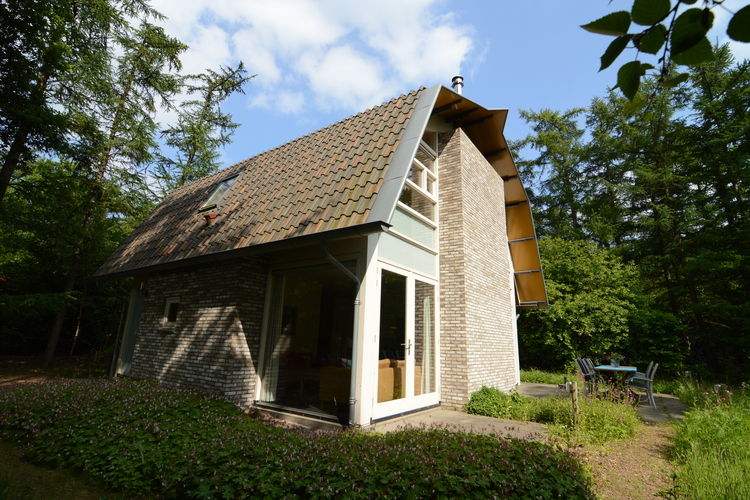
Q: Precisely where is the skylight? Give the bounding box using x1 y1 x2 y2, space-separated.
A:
201 175 238 210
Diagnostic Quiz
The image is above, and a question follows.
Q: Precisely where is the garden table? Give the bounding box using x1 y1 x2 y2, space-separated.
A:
593 365 637 400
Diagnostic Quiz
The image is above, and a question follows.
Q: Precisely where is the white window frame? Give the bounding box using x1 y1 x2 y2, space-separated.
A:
162 297 180 325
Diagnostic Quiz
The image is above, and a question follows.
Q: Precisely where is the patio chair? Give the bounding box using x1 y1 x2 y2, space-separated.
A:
628 362 659 407
575 358 598 393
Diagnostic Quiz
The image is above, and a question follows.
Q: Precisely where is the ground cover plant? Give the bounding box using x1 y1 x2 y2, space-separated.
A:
670 383 750 500
0 379 595 499
465 386 640 445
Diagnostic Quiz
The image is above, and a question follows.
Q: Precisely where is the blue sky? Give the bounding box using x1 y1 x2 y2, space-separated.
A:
151 0 749 167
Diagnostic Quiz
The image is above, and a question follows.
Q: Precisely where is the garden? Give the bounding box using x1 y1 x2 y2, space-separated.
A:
0 377 595 499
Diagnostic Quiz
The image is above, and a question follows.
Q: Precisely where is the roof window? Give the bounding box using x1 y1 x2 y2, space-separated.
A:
201 175 238 210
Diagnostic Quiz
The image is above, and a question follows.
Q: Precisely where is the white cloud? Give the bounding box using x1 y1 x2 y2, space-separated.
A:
150 0 477 113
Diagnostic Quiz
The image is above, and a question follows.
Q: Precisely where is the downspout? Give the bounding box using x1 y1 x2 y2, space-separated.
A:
320 241 361 427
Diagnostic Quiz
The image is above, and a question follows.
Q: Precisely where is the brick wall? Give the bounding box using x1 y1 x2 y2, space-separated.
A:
127 257 267 406
438 129 518 408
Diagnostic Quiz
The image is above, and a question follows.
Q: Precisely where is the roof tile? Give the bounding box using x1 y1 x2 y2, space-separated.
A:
96 88 423 276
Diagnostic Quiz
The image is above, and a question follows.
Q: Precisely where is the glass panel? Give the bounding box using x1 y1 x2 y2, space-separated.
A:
203 175 238 207
398 185 434 220
260 264 355 418
408 164 423 186
390 207 435 248
426 176 434 195
379 233 437 278
414 281 435 396
378 270 406 402
416 144 435 172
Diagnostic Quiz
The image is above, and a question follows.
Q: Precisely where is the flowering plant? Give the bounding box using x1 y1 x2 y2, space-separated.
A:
607 352 625 363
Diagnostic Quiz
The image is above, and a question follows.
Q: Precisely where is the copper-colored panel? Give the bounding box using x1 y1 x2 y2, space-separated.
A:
509 239 542 272
515 272 548 306
506 204 535 241
503 177 526 205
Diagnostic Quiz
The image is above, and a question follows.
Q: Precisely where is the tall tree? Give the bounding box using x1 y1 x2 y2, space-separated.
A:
153 63 252 195
0 0 158 202
513 109 588 240
43 20 186 365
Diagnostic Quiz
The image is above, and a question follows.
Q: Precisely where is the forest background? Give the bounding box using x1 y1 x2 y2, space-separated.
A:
1 0 748 382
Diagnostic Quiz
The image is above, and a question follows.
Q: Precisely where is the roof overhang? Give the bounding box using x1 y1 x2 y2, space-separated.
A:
431 86 548 307
93 221 389 280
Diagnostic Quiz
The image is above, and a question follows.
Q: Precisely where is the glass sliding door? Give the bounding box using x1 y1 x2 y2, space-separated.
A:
413 280 435 396
374 264 438 418
260 263 355 419
377 270 407 402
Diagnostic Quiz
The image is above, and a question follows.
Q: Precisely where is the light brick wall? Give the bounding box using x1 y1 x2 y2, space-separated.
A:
128 257 267 406
438 129 518 408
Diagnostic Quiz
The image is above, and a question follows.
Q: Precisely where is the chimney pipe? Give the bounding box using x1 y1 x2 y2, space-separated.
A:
451 75 464 95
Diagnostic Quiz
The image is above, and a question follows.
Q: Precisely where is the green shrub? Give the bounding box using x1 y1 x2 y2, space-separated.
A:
670 384 750 499
465 386 639 444
0 379 595 499
520 369 571 385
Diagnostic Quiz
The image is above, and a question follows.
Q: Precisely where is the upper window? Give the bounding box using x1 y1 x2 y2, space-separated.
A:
201 175 238 210
398 142 437 222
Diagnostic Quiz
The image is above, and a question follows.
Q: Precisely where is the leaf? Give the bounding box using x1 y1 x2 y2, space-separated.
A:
727 5 750 42
662 72 689 88
672 36 715 65
631 0 670 26
616 61 651 100
634 25 667 54
671 8 713 55
582 11 632 36
600 36 631 71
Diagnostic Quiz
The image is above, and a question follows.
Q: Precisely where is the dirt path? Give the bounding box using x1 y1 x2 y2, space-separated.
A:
579 423 675 499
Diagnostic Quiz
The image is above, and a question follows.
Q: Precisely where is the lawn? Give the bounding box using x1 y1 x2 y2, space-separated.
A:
0 378 595 499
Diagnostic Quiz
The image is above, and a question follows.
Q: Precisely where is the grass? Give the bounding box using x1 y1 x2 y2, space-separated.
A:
465 386 640 445
669 383 750 499
0 378 595 499
520 368 572 385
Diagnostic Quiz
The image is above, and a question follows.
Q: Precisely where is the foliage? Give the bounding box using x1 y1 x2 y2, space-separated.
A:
0 160 139 354
153 63 252 195
520 238 638 369
465 386 640 445
582 0 750 99
0 379 595 499
520 369 571 385
517 51 750 381
0 0 249 362
669 382 750 499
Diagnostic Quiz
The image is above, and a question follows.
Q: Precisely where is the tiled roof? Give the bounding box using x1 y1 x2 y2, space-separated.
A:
96 88 424 276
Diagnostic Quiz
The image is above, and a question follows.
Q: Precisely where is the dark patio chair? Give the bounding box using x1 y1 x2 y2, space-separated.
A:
628 362 659 407
575 358 598 393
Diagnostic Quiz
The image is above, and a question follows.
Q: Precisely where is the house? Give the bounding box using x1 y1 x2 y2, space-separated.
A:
96 81 548 427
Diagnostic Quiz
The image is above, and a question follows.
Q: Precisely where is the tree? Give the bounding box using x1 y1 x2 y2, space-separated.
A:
153 63 252 195
582 0 750 99
519 238 639 370
512 109 588 240
0 0 159 202
43 20 186 365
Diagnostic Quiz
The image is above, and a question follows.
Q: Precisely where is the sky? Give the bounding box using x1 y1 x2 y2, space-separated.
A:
150 0 750 167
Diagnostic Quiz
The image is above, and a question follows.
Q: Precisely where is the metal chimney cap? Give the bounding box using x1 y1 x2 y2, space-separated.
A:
451 75 464 94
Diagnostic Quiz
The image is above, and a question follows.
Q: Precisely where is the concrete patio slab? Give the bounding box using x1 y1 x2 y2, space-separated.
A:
517 382 688 423
368 407 548 441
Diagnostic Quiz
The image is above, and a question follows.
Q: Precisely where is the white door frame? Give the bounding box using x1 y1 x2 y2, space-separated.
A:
370 261 440 420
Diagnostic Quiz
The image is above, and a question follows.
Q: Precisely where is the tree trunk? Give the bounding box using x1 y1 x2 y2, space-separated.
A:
0 125 30 202
43 261 79 365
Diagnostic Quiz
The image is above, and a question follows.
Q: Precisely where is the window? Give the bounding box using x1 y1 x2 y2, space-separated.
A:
163 298 180 325
398 142 437 222
201 175 238 210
